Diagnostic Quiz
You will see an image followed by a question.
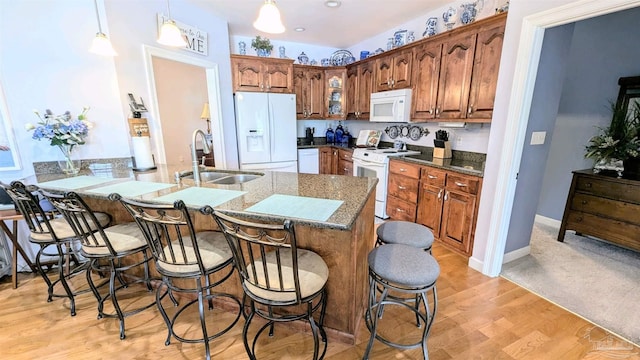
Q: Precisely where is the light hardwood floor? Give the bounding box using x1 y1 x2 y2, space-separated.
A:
0 242 638 359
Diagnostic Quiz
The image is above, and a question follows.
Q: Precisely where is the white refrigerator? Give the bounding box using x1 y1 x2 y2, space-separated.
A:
234 92 298 172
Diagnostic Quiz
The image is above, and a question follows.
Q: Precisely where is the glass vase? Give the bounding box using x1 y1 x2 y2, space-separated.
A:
58 145 81 176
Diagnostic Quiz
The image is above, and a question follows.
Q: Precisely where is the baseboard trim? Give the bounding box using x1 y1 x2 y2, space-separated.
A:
503 245 531 264
468 256 484 273
534 214 561 229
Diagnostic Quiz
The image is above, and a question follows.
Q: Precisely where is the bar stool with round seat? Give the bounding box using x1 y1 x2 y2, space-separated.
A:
376 220 434 252
364 243 440 359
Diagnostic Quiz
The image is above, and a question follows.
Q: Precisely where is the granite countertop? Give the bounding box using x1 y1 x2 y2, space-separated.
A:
398 153 485 177
31 164 377 231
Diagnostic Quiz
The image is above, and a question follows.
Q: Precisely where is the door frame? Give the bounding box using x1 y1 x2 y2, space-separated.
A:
482 0 640 276
142 45 226 168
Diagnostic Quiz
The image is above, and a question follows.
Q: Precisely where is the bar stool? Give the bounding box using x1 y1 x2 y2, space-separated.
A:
364 244 439 359
376 221 434 252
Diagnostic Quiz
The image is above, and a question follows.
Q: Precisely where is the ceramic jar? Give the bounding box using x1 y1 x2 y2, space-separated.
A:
238 41 246 55
443 6 458 30
297 52 309 65
460 2 478 24
279 46 286 58
423 17 438 37
256 48 271 57
407 31 415 43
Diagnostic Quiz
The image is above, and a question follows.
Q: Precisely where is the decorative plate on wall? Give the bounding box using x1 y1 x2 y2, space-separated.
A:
330 50 354 66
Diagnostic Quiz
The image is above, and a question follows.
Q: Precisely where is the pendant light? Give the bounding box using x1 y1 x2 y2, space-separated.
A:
253 0 285 34
157 0 187 47
89 0 117 56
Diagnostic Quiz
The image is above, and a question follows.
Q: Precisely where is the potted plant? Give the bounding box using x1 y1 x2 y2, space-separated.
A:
251 36 273 57
585 100 640 176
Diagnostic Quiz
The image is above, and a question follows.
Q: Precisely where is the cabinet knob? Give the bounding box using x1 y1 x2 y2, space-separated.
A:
428 174 437 179
398 186 407 190
468 105 473 114
260 83 264 90
396 208 405 213
437 189 443 199
454 181 468 187
400 168 407 172
435 108 440 118
581 200 587 205
585 182 592 188
444 191 449 201
429 108 434 115
576 216 583 222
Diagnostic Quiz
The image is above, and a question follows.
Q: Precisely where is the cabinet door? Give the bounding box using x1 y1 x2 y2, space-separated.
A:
319 147 334 174
436 32 477 119
374 55 394 92
357 62 375 120
331 148 339 174
390 49 413 90
411 42 442 121
307 69 325 119
263 60 293 93
232 57 263 92
467 21 505 120
325 69 346 120
293 67 307 119
345 66 358 119
440 189 477 254
416 182 444 238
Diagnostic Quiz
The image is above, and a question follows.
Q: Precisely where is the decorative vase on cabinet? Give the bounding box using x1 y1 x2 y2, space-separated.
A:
256 49 271 57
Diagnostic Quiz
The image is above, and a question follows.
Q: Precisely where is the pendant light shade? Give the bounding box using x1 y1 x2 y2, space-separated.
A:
253 0 285 34
89 0 117 56
157 0 187 47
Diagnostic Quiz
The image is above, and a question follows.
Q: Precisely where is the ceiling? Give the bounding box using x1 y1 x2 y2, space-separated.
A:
197 0 453 48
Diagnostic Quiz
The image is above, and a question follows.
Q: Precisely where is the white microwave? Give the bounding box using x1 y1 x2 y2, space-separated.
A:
370 88 412 122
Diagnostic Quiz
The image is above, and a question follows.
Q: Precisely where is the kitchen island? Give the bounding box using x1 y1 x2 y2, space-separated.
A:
32 164 377 345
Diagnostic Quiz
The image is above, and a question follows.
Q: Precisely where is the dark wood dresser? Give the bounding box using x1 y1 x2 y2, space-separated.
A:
558 169 640 252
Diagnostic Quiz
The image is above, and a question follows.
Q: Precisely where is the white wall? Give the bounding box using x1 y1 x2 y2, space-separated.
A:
0 0 128 182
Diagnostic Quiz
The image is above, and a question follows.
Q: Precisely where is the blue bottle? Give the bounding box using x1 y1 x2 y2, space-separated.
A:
335 122 344 145
326 125 335 144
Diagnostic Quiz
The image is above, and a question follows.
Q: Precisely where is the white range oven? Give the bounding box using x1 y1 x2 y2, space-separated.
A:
352 147 419 219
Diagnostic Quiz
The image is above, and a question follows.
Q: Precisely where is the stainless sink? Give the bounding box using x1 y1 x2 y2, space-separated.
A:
180 171 262 184
181 171 231 182
210 174 261 185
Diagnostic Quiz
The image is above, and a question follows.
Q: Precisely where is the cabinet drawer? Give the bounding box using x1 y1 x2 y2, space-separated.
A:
576 176 640 204
421 167 447 187
389 160 421 179
446 173 480 195
386 196 417 222
338 148 353 162
388 173 419 203
571 193 640 224
338 159 353 176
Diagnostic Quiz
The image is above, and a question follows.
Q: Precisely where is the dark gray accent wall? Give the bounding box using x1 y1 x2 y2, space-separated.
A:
503 24 574 254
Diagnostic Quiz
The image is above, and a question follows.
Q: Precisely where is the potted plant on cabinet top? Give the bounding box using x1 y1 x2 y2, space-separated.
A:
585 101 640 177
251 36 273 57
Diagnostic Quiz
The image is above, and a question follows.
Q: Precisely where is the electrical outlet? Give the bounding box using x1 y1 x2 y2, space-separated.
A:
530 131 546 145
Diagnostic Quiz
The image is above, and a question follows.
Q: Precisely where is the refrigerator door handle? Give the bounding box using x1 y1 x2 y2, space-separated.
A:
269 98 275 156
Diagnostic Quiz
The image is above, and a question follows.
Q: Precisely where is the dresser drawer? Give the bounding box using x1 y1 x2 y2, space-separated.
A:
566 211 640 252
389 160 421 179
576 176 640 204
386 196 417 222
338 148 353 162
571 193 640 224
388 173 419 203
445 173 480 195
421 167 447 187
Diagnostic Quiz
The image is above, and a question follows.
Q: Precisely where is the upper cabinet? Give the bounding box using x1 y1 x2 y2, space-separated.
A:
410 13 506 122
325 69 346 120
374 49 412 92
346 61 375 120
293 65 325 119
231 55 294 93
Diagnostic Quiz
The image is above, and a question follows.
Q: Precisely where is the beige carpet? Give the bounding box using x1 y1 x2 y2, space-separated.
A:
500 222 640 346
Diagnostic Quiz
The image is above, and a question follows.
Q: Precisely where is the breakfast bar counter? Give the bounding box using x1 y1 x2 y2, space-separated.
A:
31 164 377 344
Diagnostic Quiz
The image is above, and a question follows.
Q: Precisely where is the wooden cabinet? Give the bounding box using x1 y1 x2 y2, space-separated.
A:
231 55 294 93
379 161 482 256
467 21 506 120
320 147 352 175
386 160 421 222
374 49 412 92
337 148 353 176
319 147 338 175
409 13 506 122
325 69 346 120
558 170 640 253
416 167 447 237
293 65 325 119
346 61 375 120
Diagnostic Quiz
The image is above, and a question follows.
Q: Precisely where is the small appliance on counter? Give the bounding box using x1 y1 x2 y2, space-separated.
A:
433 129 452 159
305 127 315 145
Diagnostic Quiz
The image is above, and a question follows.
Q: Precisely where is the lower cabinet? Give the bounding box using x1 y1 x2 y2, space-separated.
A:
388 158 482 256
320 147 353 175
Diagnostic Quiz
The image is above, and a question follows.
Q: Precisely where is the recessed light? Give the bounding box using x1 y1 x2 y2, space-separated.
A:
325 0 341 8
295 27 306 32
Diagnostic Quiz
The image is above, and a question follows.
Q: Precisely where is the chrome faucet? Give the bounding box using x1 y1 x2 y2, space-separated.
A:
191 129 211 186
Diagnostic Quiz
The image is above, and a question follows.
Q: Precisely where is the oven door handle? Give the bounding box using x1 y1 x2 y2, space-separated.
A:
353 158 386 168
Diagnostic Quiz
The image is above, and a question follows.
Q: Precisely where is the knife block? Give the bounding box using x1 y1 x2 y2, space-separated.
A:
433 141 452 159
